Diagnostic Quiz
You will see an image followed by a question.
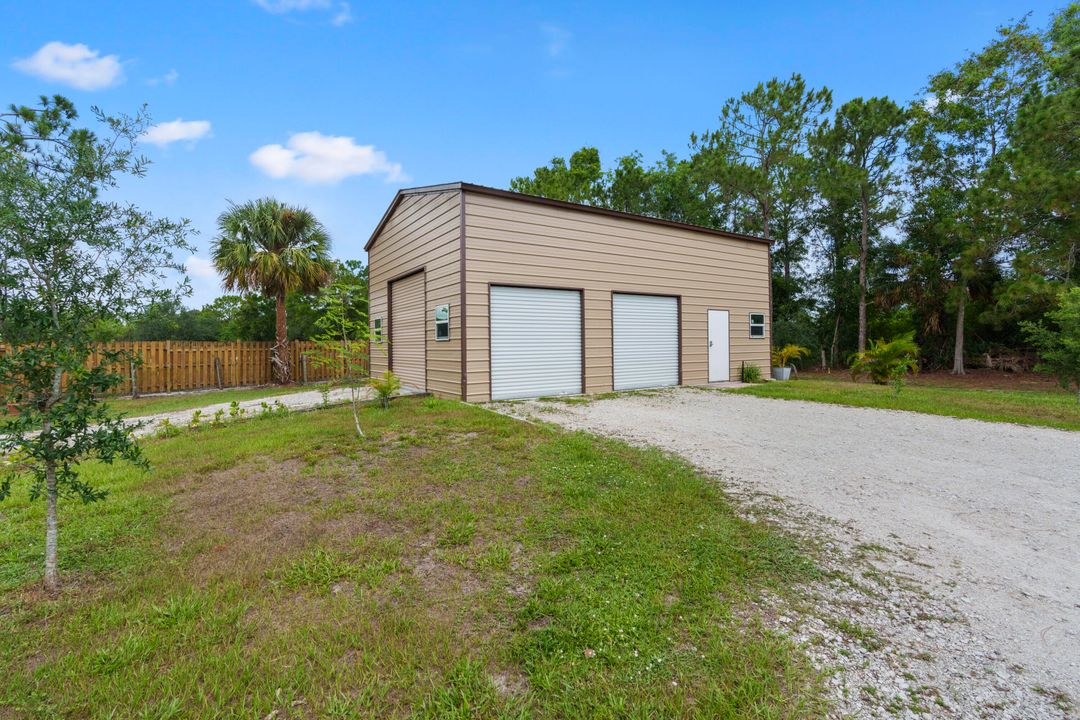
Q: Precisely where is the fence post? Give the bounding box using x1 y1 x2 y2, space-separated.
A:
214 356 223 389
129 360 138 399
165 340 172 393
301 353 309 385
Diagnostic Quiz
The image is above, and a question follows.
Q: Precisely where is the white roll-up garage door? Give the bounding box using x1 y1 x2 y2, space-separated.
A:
490 286 581 400
613 293 679 391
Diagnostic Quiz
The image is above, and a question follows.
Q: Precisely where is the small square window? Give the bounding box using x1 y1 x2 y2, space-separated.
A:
749 313 766 338
434 304 450 341
372 317 383 342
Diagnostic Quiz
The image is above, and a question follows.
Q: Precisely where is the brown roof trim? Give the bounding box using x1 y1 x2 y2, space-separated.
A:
365 181 771 252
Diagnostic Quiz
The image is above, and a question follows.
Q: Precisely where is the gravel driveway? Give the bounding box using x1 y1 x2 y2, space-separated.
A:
504 388 1080 718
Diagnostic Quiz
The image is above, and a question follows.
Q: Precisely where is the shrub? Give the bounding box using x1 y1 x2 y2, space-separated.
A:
741 363 763 383
850 333 920 393
771 344 811 369
1022 287 1080 404
369 371 401 410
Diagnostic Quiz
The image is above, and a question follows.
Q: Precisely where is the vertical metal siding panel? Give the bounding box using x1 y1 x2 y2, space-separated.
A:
612 294 679 391
489 286 581 400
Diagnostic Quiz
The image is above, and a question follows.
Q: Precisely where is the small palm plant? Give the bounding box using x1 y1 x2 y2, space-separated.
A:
850 333 920 394
369 371 401 410
771 344 811 370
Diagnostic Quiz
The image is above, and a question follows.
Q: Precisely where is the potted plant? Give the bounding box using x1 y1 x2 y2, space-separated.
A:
771 344 810 381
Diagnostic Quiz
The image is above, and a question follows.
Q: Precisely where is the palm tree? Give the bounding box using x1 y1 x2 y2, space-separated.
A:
212 198 333 383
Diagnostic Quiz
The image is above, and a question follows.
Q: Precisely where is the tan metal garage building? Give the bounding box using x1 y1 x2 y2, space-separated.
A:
366 182 772 402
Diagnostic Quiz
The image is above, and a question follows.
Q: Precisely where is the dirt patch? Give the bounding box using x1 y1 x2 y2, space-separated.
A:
165 458 382 581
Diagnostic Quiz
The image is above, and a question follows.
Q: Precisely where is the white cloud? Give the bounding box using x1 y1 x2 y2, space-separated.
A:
254 0 352 24
250 131 405 184
185 255 218 280
140 119 212 147
147 68 179 87
12 41 123 90
540 23 571 58
331 2 353 26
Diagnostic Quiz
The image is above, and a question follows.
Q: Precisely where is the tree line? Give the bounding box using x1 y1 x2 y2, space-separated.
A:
511 5 1078 375
107 259 367 343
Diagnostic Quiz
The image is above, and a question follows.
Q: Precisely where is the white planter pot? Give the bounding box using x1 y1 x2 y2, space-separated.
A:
771 366 792 381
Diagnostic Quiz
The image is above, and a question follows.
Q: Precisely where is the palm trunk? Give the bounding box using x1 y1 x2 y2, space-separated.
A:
858 190 869 353
272 290 290 384
952 281 967 375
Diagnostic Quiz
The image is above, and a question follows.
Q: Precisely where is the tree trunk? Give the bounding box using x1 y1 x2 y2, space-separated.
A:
952 281 967 375
831 313 841 369
272 290 290 384
44 458 59 593
858 190 869 353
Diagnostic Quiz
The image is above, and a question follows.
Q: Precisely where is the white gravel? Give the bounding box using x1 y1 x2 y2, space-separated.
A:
502 388 1080 718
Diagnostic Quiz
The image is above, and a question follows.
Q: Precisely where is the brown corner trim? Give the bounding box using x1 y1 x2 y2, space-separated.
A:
458 190 468 402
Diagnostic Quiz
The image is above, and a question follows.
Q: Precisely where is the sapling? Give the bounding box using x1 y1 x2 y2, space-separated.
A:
0 96 191 591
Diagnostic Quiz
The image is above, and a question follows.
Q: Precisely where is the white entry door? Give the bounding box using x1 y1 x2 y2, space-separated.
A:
708 309 730 382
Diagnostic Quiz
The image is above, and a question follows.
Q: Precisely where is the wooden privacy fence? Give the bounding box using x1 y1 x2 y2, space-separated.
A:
1 340 364 396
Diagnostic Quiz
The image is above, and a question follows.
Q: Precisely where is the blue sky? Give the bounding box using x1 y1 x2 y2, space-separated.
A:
3 0 1063 306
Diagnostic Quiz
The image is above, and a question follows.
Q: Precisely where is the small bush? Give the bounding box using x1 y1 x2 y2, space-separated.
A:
741 363 763 383
369 371 401 410
188 409 203 430
228 401 245 419
850 333 920 394
156 418 180 438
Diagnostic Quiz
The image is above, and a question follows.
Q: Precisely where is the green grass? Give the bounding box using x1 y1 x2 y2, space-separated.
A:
103 384 319 417
728 375 1080 431
0 398 823 719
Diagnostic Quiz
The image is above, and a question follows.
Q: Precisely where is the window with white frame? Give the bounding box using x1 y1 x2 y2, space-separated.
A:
373 317 383 342
748 312 766 338
434 304 450 341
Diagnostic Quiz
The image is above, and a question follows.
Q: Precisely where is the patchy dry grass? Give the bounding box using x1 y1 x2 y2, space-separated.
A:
0 398 823 718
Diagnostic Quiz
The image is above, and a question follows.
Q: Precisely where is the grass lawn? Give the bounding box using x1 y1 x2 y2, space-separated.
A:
0 397 822 719
729 374 1080 431
103 384 319 417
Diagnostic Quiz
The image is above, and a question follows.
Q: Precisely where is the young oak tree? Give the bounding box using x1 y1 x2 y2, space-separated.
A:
310 261 372 436
1023 287 1080 404
0 96 192 592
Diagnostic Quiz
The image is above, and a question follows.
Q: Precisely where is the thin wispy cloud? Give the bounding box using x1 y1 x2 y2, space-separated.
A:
147 69 179 87
12 41 124 90
141 119 212 147
250 131 405 184
254 0 353 25
332 3 353 26
540 23 571 58
185 255 218 281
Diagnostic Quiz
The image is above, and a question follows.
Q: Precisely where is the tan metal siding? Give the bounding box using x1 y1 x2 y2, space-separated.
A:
462 193 770 402
390 271 426 389
367 190 462 398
